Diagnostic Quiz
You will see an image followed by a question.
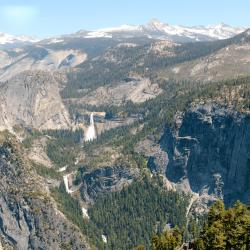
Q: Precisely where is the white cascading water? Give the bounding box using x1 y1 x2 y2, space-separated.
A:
85 113 97 141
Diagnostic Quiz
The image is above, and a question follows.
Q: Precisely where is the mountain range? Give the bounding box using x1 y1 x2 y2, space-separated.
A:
77 19 245 41
0 19 246 47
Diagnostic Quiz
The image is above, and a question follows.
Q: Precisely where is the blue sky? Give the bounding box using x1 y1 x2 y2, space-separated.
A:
0 0 249 37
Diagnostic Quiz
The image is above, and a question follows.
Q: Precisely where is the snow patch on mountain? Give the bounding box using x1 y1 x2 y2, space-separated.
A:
0 19 245 47
81 19 246 42
0 32 39 45
47 38 65 44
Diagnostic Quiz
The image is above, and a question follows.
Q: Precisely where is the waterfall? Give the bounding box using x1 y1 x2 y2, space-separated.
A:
90 112 94 126
85 113 97 141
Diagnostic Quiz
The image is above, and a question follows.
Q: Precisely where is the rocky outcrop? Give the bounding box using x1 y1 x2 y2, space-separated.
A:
70 77 162 107
135 138 169 175
79 166 140 203
0 48 87 82
163 39 250 83
28 136 54 168
0 132 90 249
0 71 71 131
159 104 250 206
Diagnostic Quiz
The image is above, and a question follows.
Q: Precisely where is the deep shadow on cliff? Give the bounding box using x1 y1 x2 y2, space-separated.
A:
160 104 250 206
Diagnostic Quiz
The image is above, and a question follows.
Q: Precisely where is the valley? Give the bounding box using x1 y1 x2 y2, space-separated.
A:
0 19 249 250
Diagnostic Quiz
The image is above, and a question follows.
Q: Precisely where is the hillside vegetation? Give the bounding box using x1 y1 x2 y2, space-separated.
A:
137 200 250 250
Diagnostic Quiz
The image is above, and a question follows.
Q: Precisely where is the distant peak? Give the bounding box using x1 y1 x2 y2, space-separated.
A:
213 22 231 28
217 22 227 26
147 18 167 27
148 18 162 24
144 19 169 32
0 32 39 45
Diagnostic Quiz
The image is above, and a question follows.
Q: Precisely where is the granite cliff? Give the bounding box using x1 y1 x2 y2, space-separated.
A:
0 132 89 249
158 104 250 206
0 71 71 131
79 165 140 204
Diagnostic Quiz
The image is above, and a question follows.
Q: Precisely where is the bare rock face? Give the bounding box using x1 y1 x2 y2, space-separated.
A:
0 48 87 82
160 104 250 206
71 77 162 107
164 42 250 83
0 71 71 131
0 133 90 249
79 166 140 204
28 136 53 168
135 138 169 175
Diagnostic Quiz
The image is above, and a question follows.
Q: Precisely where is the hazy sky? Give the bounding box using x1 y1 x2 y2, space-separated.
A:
0 0 249 37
